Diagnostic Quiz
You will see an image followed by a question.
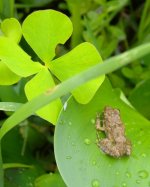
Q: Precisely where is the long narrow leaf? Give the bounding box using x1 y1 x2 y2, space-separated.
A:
0 143 4 187
0 102 22 111
0 43 150 139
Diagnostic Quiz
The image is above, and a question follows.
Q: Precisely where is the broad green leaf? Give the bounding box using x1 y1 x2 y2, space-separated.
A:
4 167 42 187
1 18 22 43
0 62 20 85
129 78 150 119
25 68 62 124
54 79 150 187
2 127 44 187
35 173 66 187
0 37 43 77
22 10 73 63
50 42 105 104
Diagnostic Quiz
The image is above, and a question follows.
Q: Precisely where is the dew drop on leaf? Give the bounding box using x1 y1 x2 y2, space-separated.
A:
91 118 95 124
125 171 131 178
84 138 91 145
91 179 100 187
63 102 68 111
138 170 149 179
141 153 147 157
59 120 64 125
122 182 127 187
136 179 141 184
71 142 76 146
66 156 72 160
137 140 142 145
115 171 120 176
92 160 97 166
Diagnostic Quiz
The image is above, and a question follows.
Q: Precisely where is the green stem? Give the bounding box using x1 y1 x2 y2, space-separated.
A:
0 43 150 139
138 0 150 41
0 0 14 19
70 3 83 48
0 143 4 187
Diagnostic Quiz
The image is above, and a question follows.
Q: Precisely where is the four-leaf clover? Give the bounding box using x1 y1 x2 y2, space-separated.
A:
0 10 105 124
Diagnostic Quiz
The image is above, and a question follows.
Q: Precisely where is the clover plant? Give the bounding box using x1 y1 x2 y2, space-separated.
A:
0 9 105 124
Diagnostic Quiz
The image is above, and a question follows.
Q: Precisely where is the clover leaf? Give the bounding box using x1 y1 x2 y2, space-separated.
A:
0 9 105 124
0 18 22 85
1 18 22 43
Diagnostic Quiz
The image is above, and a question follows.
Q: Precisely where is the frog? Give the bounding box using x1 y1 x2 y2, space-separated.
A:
95 106 132 158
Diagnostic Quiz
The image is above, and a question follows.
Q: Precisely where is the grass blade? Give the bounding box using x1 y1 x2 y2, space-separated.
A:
0 43 150 139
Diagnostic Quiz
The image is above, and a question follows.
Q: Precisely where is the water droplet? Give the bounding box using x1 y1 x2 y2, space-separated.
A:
136 179 141 184
137 141 142 145
138 170 149 179
92 160 97 166
108 164 112 168
125 172 131 178
141 153 146 158
91 119 95 124
59 120 64 125
68 121 72 126
84 138 91 145
71 142 76 146
91 179 100 187
122 182 127 187
63 102 67 111
66 156 72 159
115 171 120 176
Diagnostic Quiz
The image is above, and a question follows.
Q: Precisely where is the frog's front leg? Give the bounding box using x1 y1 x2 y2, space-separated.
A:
95 113 105 131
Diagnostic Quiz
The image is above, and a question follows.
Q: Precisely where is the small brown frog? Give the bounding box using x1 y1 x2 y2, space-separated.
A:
96 106 132 158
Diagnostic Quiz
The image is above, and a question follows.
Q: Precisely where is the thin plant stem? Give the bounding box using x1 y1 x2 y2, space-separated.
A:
0 43 150 139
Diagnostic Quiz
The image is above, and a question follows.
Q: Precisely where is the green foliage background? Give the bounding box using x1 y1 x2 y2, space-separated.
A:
0 0 150 186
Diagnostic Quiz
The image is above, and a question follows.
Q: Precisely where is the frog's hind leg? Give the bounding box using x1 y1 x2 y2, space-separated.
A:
100 139 120 158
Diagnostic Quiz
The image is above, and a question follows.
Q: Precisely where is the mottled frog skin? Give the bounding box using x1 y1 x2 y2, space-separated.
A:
96 106 132 158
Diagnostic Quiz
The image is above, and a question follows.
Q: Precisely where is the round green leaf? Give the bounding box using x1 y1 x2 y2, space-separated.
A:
25 68 62 124
22 10 73 63
54 79 150 187
129 79 150 119
35 173 66 187
0 62 20 85
0 37 43 77
1 18 22 43
50 42 105 104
